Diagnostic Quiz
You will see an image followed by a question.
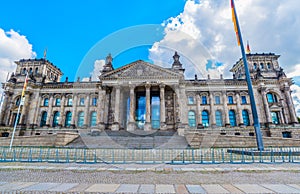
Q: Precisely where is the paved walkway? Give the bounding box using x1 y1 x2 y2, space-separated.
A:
0 163 299 193
1 182 300 193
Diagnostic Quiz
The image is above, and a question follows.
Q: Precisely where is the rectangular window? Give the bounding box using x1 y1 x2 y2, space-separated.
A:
215 96 221 104
79 98 85 106
55 98 61 106
92 97 97 106
241 96 247 104
228 96 234 104
188 96 194 104
201 96 207 105
67 98 73 106
267 93 273 103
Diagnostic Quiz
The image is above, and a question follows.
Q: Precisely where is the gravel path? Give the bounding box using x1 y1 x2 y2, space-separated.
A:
0 163 299 184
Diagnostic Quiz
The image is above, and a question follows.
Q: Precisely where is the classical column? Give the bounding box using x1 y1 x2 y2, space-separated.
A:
46 94 54 127
261 89 272 124
20 92 30 126
196 94 202 127
32 93 42 126
223 91 230 126
97 89 106 130
144 84 151 131
176 84 187 136
236 92 244 126
71 94 78 127
209 92 216 127
127 85 136 131
112 86 120 131
284 87 298 124
59 94 66 127
83 94 90 128
160 84 166 130
5 97 13 126
0 92 9 125
280 99 288 124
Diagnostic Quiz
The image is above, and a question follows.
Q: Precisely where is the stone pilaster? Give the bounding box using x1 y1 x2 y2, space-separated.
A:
261 89 272 124
236 92 244 126
144 84 151 131
223 91 230 126
32 93 42 126
71 94 78 127
177 84 187 136
83 94 90 128
97 89 106 130
127 85 136 131
209 92 216 127
112 86 120 131
59 94 66 126
160 84 166 130
46 94 54 127
196 94 202 127
284 87 298 124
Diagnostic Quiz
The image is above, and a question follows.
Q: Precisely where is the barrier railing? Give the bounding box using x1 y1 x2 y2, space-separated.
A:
0 147 299 164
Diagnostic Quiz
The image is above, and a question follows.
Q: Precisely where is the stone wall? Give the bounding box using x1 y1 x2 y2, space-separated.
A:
0 132 79 147
185 131 300 148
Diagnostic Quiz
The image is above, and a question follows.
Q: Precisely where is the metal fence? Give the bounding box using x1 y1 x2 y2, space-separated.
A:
0 147 299 164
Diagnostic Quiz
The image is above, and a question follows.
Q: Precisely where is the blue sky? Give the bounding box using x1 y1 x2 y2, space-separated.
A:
0 0 185 79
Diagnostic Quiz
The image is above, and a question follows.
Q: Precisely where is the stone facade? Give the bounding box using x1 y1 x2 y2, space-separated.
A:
0 52 298 140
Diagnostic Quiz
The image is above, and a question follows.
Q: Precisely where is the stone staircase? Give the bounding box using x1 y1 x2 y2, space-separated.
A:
67 130 189 149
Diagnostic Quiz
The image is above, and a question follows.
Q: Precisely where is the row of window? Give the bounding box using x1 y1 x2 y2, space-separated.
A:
188 95 247 105
188 110 250 127
42 97 97 107
40 111 97 128
253 62 272 70
21 67 39 75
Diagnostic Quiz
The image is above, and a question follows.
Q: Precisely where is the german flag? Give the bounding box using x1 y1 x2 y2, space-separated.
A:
231 0 240 46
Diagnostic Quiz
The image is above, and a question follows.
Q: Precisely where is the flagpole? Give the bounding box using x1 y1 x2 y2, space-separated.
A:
231 0 264 151
9 72 28 150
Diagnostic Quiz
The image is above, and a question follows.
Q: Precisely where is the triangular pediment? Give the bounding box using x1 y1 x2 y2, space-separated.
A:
100 60 181 80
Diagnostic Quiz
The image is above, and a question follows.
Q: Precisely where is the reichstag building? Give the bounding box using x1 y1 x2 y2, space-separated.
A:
0 52 298 137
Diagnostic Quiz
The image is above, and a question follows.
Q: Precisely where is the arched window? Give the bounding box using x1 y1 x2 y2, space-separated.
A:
267 62 271 69
90 111 97 127
29 68 33 74
229 110 237 126
22 68 26 74
40 111 47 127
65 111 72 127
202 110 209 127
253 63 257 70
267 93 278 103
188 111 196 127
215 110 223 127
260 63 264 69
242 110 250 126
52 111 60 127
43 98 49 106
15 97 21 106
35 67 39 75
77 111 84 127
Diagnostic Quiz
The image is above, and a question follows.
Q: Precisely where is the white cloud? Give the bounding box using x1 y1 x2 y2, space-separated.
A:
149 0 300 79
90 59 105 81
0 28 36 85
291 85 300 117
149 0 300 116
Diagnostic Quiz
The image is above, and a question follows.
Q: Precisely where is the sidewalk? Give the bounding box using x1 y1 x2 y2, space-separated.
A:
0 162 299 193
1 182 300 193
